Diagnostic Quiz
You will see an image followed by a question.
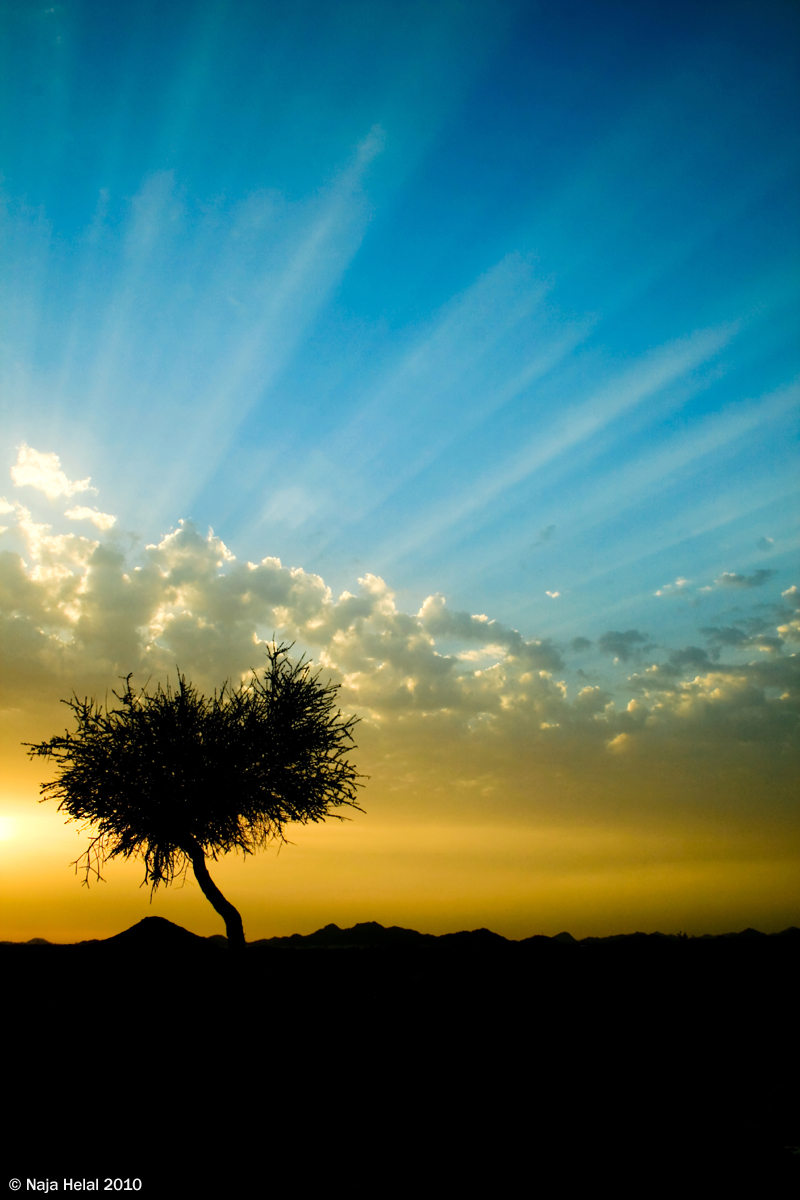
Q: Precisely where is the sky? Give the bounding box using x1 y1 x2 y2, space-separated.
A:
1 0 798 942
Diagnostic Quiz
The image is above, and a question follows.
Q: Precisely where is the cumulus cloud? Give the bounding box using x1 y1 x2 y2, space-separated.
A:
11 445 96 499
757 537 774 551
0 501 565 732
620 637 799 730
664 645 712 674
654 577 690 597
715 569 776 589
574 685 611 714
777 585 800 644
64 506 117 530
606 732 631 753
597 629 650 662
701 616 789 657
2 487 798 781
700 624 749 650
417 592 563 670
631 665 799 744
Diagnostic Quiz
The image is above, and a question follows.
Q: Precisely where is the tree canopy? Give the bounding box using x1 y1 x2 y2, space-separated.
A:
26 644 364 949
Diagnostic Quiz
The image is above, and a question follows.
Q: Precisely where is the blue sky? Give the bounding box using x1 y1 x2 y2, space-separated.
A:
3 0 797 624
1 0 798 937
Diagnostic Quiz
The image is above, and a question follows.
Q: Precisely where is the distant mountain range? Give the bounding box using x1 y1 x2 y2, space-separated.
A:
5 915 799 950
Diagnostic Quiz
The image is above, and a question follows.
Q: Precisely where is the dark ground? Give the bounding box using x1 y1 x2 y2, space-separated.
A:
3 920 797 1194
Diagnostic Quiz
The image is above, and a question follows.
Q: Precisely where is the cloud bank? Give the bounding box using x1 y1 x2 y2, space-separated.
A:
2 454 797 782
2 449 798 943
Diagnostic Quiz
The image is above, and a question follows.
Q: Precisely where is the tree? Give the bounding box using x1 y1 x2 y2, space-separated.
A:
26 644 364 950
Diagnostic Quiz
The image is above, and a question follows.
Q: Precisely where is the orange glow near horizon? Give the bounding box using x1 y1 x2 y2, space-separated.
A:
3 749 798 944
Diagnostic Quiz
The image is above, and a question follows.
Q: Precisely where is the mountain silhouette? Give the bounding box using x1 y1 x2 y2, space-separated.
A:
3 918 798 949
100 914 221 950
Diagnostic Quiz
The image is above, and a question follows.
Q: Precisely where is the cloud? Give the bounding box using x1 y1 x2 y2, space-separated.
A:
64 506 117 530
2 487 798 787
666 645 712 672
701 614 789 656
11 445 96 500
597 629 649 661
626 665 800 745
606 732 631 754
700 624 748 650
748 635 784 653
418 592 563 670
757 537 774 551
777 586 800 644
574 685 611 714
533 525 556 546
654 577 690 596
545 591 560 599
715 569 776 589
0 504 567 753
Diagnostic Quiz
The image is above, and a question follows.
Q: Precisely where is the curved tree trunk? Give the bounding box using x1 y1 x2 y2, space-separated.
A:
182 836 246 951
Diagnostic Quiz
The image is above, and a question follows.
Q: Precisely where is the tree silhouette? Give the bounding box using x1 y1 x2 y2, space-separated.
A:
26 644 364 950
